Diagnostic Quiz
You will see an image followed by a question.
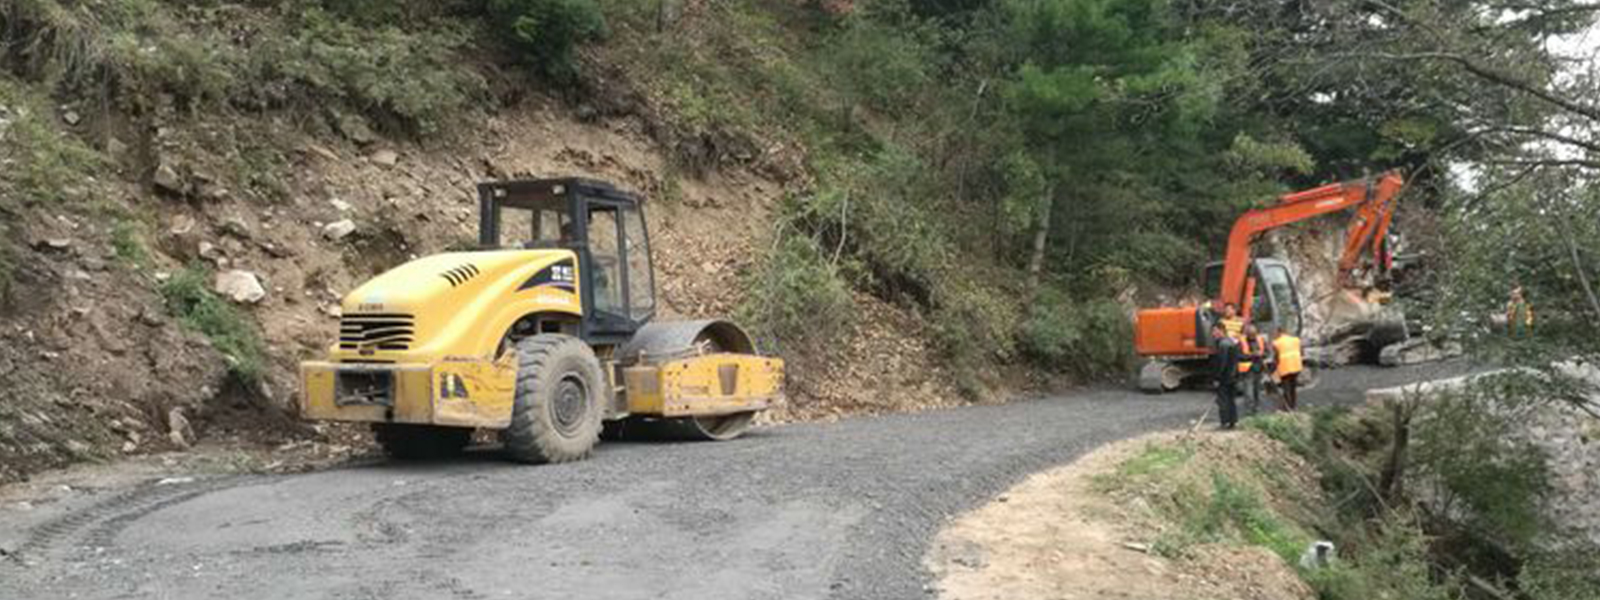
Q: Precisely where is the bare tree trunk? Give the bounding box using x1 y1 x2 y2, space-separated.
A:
1026 187 1054 296
1378 398 1413 507
1556 214 1600 323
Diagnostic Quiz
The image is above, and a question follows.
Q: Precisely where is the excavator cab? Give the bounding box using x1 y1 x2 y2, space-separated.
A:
1202 258 1303 338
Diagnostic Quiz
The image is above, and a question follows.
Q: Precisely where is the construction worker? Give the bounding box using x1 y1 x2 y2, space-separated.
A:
1236 323 1268 416
1505 286 1534 337
1272 328 1303 411
1219 303 1244 338
1212 323 1241 430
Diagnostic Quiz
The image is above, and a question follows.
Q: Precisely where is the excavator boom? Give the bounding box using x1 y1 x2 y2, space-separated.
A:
1217 170 1405 312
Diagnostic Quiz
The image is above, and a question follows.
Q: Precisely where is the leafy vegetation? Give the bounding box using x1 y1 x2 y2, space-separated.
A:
1241 400 1600 600
1019 286 1134 377
1 0 486 134
738 231 855 348
0 75 104 208
266 8 487 133
489 0 608 81
111 218 150 268
159 267 267 384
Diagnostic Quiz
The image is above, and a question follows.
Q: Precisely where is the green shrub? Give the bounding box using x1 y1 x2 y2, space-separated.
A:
4 0 482 134
929 276 1019 385
0 76 105 207
738 234 855 348
488 0 607 81
4 0 239 108
1197 473 1310 562
159 266 267 383
818 17 934 115
1414 387 1551 549
1148 471 1312 561
803 149 949 301
1243 413 1312 456
1520 546 1600 600
1018 286 1134 378
267 9 486 133
1119 442 1192 477
318 0 479 25
1301 517 1458 600
111 219 149 268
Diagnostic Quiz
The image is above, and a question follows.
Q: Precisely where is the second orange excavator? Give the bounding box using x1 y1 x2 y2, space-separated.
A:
1134 170 1407 392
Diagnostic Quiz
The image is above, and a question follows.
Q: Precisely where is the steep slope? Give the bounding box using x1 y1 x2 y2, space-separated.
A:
0 1 965 483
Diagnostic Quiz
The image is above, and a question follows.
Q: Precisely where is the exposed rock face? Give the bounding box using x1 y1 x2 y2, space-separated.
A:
1265 222 1408 365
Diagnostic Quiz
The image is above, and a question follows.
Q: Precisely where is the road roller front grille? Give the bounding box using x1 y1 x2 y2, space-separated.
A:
339 313 415 351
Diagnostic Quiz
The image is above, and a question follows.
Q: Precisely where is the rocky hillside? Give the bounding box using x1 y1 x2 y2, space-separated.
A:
0 0 973 483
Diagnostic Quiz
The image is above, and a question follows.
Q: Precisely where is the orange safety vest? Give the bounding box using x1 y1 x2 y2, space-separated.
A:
1273 334 1303 377
1236 333 1266 373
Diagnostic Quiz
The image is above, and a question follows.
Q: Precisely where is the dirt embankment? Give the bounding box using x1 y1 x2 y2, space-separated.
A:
0 61 962 483
927 430 1320 600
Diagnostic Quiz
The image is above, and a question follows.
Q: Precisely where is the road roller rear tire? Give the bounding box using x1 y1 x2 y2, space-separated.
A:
502 334 605 464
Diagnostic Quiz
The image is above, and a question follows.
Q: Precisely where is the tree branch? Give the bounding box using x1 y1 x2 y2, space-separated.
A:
1347 51 1600 123
1485 158 1600 169
1361 0 1600 123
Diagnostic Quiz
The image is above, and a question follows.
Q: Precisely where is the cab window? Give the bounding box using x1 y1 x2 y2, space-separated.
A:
490 190 570 248
622 206 655 320
587 206 624 316
1260 263 1301 335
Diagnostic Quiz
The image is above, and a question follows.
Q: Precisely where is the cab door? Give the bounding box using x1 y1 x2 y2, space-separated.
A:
575 197 655 345
1255 261 1302 337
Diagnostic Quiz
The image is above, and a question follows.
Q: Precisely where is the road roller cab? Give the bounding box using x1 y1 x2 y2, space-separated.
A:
299 178 784 462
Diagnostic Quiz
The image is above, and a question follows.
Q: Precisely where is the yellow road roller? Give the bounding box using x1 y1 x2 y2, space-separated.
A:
299 178 783 462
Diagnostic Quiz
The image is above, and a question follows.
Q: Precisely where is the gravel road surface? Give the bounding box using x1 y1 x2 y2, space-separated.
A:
0 363 1465 600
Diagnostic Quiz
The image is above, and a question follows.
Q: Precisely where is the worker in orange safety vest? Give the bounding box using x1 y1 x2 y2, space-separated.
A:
1236 323 1269 416
1505 286 1535 337
1272 329 1303 411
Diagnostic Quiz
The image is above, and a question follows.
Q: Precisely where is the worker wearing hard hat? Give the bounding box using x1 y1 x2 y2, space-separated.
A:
1272 329 1303 411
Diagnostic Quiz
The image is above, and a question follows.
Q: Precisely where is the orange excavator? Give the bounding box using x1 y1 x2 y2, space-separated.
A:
1134 170 1407 392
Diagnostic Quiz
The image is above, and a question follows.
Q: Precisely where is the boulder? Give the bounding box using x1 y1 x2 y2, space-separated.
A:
336 113 377 145
214 270 267 304
370 149 399 168
322 219 357 240
152 162 184 194
220 216 252 239
167 408 193 449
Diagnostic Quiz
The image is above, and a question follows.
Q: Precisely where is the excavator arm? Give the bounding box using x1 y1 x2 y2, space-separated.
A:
1134 170 1406 368
1217 170 1406 312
